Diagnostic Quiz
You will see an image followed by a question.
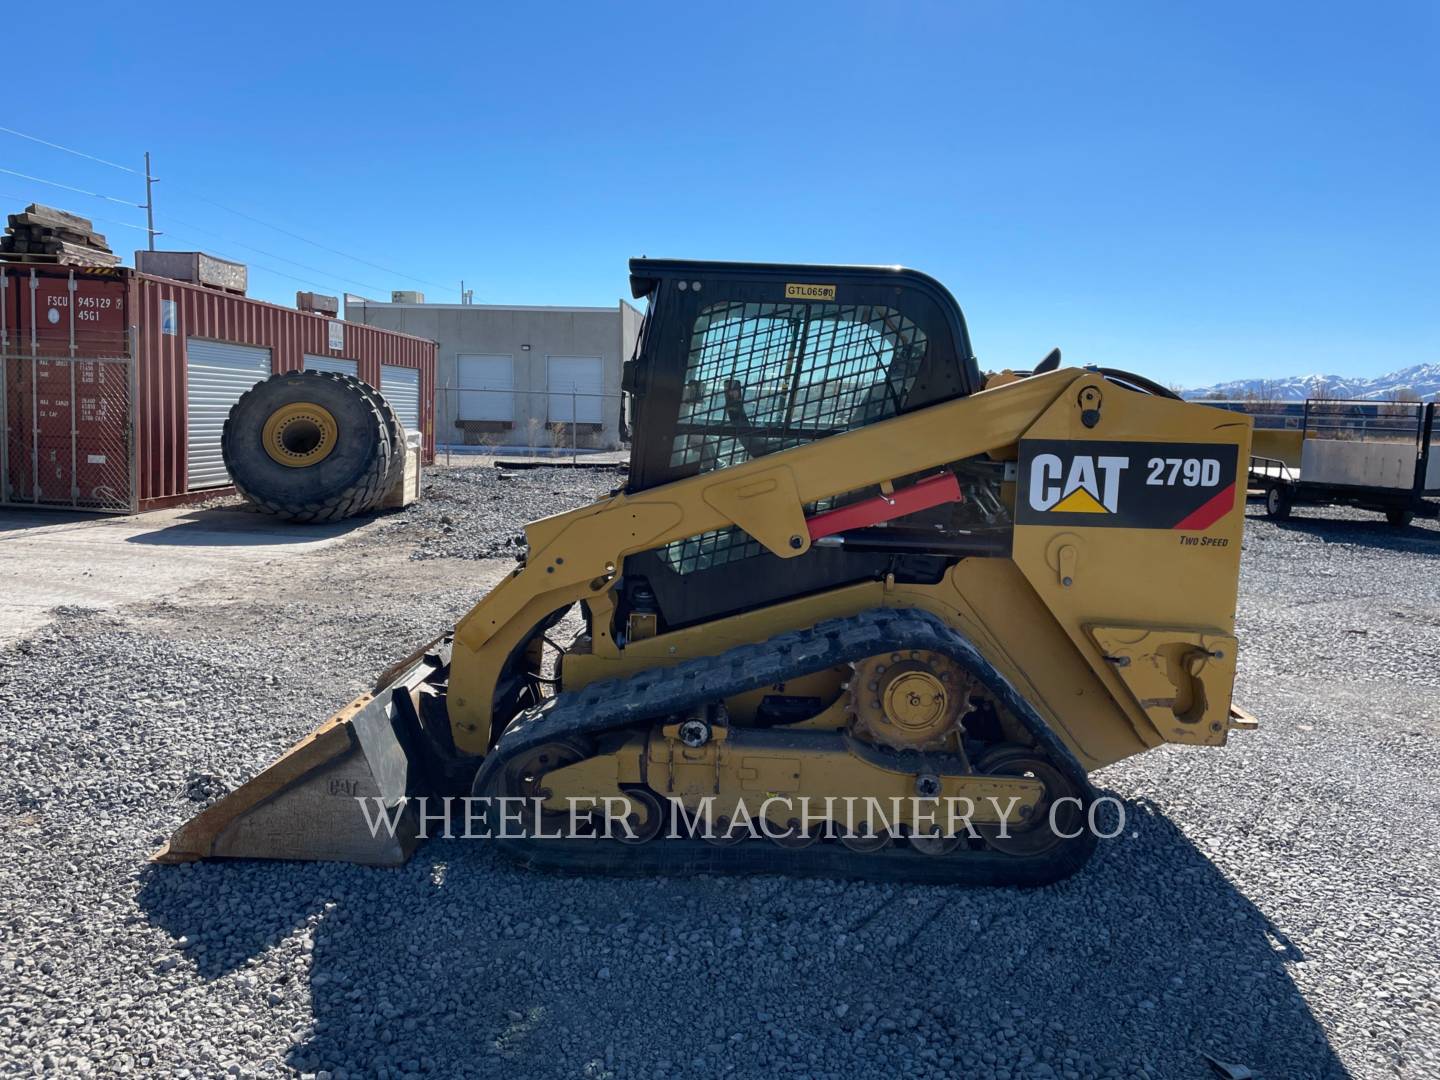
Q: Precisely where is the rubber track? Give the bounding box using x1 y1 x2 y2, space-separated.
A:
474 608 1099 886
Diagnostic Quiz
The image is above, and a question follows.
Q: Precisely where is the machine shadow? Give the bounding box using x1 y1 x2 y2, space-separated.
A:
136 795 1348 1080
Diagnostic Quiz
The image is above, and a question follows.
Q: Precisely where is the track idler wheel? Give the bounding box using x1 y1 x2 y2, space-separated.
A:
973 744 1084 857
483 738 589 838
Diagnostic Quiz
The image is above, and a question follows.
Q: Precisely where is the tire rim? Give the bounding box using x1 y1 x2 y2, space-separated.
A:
262 402 339 468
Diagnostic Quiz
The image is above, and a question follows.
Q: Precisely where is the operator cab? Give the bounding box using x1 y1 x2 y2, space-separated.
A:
623 258 982 494
615 259 997 633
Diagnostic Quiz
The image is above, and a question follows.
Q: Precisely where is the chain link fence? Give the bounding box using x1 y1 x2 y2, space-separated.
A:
436 386 628 465
2 353 134 511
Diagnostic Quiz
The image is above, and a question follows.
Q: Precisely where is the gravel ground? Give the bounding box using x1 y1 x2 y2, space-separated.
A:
1 472 1438 1080
382 465 621 561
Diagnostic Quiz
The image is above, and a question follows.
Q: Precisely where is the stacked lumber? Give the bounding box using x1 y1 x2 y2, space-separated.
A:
0 203 121 267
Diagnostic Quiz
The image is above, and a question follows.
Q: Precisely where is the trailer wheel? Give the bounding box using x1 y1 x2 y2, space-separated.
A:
1264 486 1292 520
223 371 394 523
1386 509 1414 528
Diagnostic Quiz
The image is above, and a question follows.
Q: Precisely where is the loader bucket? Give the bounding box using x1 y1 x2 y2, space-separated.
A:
153 645 450 867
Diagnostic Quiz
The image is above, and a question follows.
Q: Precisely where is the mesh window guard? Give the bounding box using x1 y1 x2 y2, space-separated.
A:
661 301 928 574
669 301 928 473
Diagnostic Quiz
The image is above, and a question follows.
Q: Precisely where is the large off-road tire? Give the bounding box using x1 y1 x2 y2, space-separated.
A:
342 374 408 485
222 371 394 522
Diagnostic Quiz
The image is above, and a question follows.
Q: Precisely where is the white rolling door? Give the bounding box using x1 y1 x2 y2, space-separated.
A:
186 339 272 490
381 364 421 434
457 354 514 421
303 355 358 377
547 355 604 424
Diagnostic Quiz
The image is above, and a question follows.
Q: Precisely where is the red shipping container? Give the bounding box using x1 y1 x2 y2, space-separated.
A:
2 262 436 513
2 265 128 356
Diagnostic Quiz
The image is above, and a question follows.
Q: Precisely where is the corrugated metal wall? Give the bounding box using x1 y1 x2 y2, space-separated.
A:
380 364 422 434
131 273 436 509
184 339 271 490
303 355 359 377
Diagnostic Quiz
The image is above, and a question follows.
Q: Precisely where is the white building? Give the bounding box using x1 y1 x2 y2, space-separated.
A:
345 295 642 449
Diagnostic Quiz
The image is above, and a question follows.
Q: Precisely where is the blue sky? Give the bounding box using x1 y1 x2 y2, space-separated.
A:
3 1 1435 387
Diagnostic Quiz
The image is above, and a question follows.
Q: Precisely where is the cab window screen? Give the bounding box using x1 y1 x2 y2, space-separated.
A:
660 300 926 575
668 301 928 474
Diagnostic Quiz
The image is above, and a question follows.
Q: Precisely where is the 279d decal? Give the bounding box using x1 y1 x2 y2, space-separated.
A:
1015 440 1239 531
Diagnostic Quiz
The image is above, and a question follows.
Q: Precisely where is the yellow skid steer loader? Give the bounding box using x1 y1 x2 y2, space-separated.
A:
158 259 1253 885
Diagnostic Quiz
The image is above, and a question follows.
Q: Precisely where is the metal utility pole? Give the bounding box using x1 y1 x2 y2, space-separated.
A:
143 152 157 251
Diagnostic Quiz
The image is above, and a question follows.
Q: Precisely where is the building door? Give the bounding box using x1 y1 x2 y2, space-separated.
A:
186 339 271 490
303 355 358 378
381 364 421 435
457 354 514 421
547 355 604 424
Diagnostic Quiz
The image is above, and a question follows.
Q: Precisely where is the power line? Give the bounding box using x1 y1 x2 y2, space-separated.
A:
0 193 150 232
0 125 452 291
0 166 141 207
159 226 372 296
0 125 138 174
160 211 387 293
0 201 344 295
1 180 376 297
180 190 451 290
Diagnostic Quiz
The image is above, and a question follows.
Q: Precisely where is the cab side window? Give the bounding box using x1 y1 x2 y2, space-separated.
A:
668 301 928 474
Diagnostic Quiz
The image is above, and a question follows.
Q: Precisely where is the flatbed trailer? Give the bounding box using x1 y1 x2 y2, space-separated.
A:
1248 398 1439 526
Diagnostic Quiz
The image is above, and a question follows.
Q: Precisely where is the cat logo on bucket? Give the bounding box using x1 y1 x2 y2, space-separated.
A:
1028 453 1127 514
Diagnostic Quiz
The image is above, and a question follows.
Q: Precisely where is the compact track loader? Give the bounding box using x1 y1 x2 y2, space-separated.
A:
158 259 1254 885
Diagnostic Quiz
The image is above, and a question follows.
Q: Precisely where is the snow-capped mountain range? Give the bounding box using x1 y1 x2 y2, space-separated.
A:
1181 363 1440 402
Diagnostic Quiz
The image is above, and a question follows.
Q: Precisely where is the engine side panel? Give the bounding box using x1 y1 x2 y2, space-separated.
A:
1009 377 1252 746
